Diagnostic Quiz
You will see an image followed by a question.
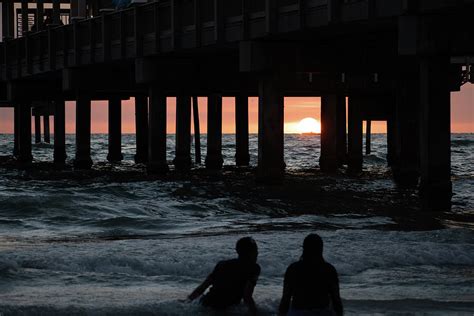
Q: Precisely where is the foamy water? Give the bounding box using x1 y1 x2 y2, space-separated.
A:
0 134 473 315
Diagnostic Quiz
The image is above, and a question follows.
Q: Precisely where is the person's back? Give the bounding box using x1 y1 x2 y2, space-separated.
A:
188 237 260 315
279 234 343 316
284 260 339 311
201 258 260 309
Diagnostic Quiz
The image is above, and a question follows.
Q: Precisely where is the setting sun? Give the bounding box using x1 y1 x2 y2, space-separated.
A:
297 117 321 134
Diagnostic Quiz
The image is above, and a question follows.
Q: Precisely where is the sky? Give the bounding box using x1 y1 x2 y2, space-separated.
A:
0 84 472 134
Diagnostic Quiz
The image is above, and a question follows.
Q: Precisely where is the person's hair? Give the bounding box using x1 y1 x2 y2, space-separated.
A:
302 233 324 261
236 237 258 258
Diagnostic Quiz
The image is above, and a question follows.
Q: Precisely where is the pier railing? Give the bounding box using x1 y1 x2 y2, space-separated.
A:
1 0 473 80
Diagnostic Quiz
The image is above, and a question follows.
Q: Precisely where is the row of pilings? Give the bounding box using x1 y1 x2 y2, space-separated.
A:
8 63 453 209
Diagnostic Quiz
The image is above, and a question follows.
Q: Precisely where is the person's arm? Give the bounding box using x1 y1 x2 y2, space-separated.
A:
188 274 213 301
329 269 343 316
278 267 293 316
243 264 261 315
242 280 257 316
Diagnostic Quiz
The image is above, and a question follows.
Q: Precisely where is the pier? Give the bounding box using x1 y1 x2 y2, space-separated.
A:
0 0 473 205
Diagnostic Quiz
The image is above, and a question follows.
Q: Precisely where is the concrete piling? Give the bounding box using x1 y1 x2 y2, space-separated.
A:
320 94 340 172
257 76 285 181
43 115 50 144
148 87 169 173
347 97 363 173
134 95 149 164
54 100 67 165
336 95 347 167
13 105 20 157
192 96 202 165
235 94 250 166
35 115 41 144
174 95 192 171
419 58 452 202
73 95 93 169
18 104 33 163
365 120 371 155
386 116 397 167
107 98 123 162
392 69 420 187
205 93 224 170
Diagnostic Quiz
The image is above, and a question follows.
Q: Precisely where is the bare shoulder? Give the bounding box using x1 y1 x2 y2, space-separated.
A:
324 262 339 277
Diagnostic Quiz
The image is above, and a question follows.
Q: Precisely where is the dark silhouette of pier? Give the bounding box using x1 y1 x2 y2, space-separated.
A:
0 0 473 205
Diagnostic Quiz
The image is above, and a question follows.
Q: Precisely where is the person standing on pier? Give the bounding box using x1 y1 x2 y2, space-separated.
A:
188 237 260 315
279 234 343 316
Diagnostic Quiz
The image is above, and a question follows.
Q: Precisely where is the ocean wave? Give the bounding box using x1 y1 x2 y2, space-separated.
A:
0 258 18 276
452 139 474 147
363 154 386 163
32 143 55 149
1 229 473 280
0 298 473 316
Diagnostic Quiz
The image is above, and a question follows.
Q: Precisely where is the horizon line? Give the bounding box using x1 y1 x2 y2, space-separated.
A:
1 132 473 135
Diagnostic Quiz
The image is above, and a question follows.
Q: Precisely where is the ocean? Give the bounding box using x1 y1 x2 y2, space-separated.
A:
0 133 473 315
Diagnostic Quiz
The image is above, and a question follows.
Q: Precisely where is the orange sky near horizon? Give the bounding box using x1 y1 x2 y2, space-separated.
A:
0 85 472 134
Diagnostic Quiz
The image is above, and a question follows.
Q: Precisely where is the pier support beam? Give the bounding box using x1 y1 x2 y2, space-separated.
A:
336 96 347 166
192 96 202 165
13 105 20 157
107 98 123 162
148 87 168 173
43 115 50 143
18 104 32 163
235 94 250 166
35 115 41 144
134 95 149 164
419 58 452 203
205 94 224 170
320 94 341 172
174 95 192 171
347 97 363 173
365 120 371 155
54 100 67 165
257 76 285 181
387 116 397 167
392 69 420 187
74 95 93 169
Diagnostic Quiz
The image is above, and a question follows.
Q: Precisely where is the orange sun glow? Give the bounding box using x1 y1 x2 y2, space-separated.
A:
297 117 321 134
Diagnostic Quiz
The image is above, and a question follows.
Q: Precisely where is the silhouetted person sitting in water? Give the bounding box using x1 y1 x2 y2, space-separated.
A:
188 237 260 315
279 234 343 316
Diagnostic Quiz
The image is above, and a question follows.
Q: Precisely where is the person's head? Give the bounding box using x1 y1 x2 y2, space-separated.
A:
302 233 324 261
236 237 258 263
